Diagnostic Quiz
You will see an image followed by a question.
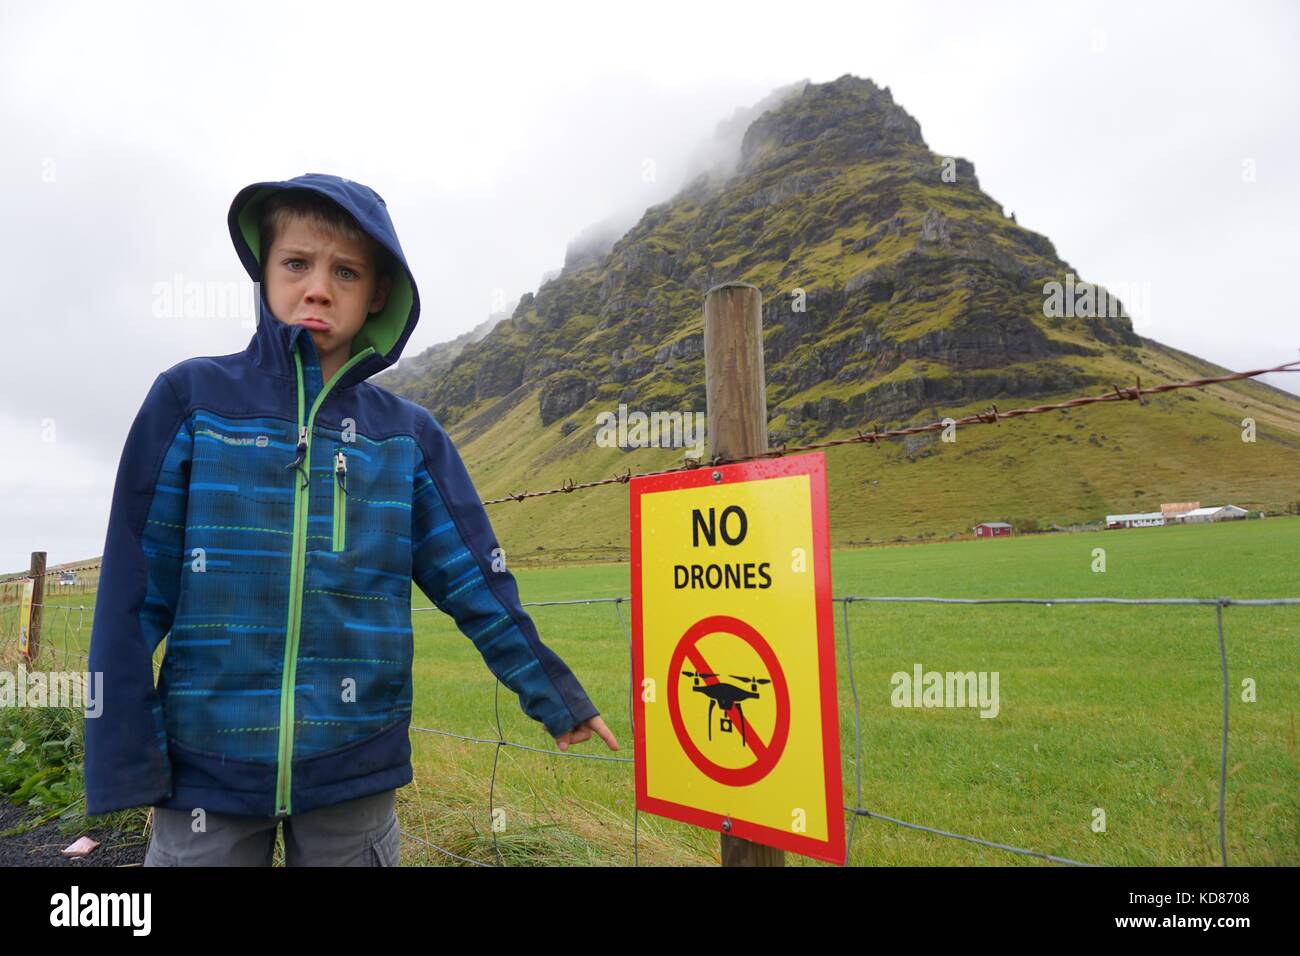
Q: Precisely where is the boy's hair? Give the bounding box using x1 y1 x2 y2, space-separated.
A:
257 189 393 282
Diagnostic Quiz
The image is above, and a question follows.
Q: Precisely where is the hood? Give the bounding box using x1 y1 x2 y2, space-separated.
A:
228 172 421 391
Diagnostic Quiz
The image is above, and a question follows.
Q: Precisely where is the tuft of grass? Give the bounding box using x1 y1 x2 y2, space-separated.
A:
0 688 86 837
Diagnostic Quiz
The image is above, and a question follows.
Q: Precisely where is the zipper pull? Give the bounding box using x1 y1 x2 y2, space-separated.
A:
334 449 348 494
285 425 309 488
285 426 307 468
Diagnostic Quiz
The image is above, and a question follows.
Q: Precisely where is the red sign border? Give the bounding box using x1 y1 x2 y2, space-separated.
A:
630 452 845 866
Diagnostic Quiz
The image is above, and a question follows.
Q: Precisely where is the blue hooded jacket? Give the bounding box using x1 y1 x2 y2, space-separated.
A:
84 173 599 818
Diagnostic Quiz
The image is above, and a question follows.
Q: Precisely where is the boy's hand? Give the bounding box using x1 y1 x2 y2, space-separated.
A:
554 715 619 752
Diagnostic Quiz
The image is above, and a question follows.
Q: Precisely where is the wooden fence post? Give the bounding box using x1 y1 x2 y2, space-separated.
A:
26 550 46 660
702 281 784 868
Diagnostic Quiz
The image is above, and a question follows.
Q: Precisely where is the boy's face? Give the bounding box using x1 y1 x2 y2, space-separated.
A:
263 216 391 369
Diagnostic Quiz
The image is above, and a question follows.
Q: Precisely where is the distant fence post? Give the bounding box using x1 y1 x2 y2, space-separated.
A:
25 550 46 660
703 281 785 868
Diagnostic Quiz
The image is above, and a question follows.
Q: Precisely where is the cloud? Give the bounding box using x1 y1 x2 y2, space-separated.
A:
1 0 1297 566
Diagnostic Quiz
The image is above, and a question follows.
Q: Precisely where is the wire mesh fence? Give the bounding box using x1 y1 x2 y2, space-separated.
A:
408 593 1298 867
5 586 1291 866
2 356 1296 864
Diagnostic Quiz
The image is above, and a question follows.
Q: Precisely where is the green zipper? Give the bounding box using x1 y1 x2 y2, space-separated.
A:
332 450 348 551
275 344 376 816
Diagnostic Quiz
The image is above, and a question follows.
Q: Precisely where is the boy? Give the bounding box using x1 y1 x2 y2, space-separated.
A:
85 173 617 866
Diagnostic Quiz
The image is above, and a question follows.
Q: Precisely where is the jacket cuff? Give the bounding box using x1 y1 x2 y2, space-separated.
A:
85 776 173 817
543 700 600 739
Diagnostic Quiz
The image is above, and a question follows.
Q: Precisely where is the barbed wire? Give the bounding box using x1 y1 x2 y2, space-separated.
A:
1 358 1295 581
0 562 102 585
479 357 1300 505
3 353 1294 864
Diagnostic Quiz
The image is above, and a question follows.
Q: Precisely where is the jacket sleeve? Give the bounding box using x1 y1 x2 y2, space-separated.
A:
410 410 599 738
84 371 192 815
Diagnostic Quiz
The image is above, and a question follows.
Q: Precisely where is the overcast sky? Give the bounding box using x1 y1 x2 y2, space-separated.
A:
2 0 1297 571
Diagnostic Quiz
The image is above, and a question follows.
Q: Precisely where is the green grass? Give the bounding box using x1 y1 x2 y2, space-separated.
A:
8 520 1295 865
405 517 1298 866
0 594 155 848
0 705 86 835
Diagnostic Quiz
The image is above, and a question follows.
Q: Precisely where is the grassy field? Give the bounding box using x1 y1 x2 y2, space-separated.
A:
4 518 1296 865
406 517 1298 866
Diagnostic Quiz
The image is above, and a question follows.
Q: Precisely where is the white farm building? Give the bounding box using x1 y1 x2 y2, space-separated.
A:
1106 512 1166 529
1106 504 1249 529
1174 505 1249 524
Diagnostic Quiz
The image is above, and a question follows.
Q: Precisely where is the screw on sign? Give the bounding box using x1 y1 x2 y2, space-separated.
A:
668 615 790 787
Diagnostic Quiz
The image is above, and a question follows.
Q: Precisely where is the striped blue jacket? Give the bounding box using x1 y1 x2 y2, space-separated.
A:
84 173 599 818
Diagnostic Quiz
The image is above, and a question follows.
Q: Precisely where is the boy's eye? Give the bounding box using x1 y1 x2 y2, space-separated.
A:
280 258 359 279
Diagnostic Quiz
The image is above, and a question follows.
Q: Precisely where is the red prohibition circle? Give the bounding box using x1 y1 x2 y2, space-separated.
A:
667 614 790 786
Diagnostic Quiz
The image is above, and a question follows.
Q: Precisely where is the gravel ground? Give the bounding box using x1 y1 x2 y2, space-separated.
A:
0 799 146 867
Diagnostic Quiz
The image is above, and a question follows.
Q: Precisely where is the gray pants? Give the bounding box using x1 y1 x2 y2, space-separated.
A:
143 789 399 867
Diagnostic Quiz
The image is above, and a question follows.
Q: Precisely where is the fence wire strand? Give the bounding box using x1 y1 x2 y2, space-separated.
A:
4 581 1293 867
4 354 1295 865
478 358 1300 506
398 593 1293 865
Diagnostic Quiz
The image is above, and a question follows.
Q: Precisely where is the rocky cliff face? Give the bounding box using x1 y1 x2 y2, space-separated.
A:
379 311 506 410
391 74 1143 441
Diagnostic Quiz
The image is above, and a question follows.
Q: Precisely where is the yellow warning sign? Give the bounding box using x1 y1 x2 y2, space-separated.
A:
17 577 35 657
630 453 844 864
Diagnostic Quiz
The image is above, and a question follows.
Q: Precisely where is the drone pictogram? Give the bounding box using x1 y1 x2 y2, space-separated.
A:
681 670 772 747
667 616 790 786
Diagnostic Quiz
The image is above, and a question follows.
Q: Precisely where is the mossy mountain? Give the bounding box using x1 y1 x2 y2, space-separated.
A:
380 74 1300 554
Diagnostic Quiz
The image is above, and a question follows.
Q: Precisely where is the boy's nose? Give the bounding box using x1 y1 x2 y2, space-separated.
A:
304 285 332 306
